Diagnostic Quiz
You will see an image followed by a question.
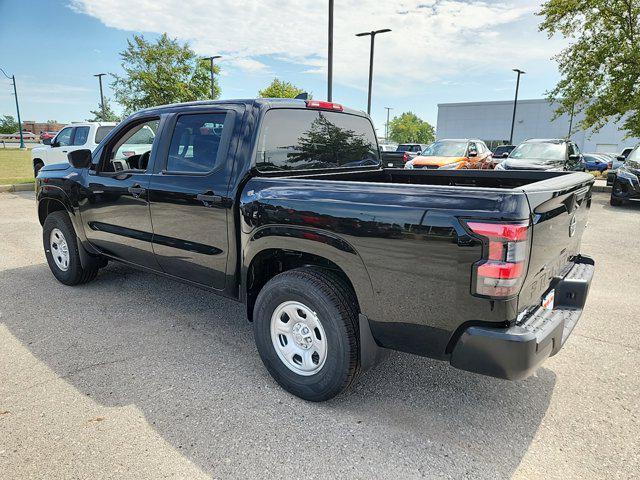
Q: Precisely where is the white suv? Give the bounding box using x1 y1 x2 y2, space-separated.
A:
31 122 118 176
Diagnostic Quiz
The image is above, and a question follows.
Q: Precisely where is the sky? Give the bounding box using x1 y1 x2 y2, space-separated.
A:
0 0 566 134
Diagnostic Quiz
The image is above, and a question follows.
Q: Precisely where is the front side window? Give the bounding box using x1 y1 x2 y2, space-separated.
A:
103 118 159 172
165 113 231 173
256 109 379 171
73 126 90 146
54 127 73 147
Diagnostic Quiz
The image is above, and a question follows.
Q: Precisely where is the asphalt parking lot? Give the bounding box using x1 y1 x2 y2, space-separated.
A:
1 190 638 479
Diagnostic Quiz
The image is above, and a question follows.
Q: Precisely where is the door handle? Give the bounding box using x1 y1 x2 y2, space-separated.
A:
128 184 146 198
197 191 223 205
62 150 68 153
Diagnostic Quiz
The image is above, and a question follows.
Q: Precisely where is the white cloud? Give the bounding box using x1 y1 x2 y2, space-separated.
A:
69 0 558 95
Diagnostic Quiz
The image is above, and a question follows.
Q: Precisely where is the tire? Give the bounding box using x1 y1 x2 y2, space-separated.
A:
253 267 360 401
610 196 624 207
34 160 44 177
43 211 99 285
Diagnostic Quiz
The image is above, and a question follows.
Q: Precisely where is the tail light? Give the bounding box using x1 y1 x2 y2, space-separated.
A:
608 161 613 170
306 100 343 111
465 220 531 298
402 152 410 163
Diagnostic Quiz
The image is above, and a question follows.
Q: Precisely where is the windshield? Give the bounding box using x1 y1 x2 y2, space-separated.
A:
509 142 565 161
625 147 640 168
420 141 467 157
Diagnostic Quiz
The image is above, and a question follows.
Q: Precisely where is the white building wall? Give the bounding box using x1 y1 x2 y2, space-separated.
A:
436 99 638 153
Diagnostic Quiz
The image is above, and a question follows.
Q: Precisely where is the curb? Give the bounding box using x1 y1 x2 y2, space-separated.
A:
0 183 35 193
592 184 612 193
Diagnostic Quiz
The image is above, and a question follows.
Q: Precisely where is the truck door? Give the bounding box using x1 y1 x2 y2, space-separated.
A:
80 117 161 268
147 107 240 289
48 126 74 164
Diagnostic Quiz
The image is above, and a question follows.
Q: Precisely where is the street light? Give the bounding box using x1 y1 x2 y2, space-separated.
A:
355 28 391 115
509 68 525 144
327 0 334 101
0 67 25 149
384 106 393 141
94 73 106 118
204 56 222 100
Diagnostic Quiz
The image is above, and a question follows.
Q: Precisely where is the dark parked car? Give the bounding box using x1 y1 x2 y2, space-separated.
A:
492 144 516 159
583 154 610 172
607 147 635 186
495 138 585 171
381 143 429 168
610 145 640 206
36 98 595 401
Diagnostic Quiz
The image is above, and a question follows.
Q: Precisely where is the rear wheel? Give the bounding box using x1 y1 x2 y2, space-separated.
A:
43 211 99 285
253 267 360 401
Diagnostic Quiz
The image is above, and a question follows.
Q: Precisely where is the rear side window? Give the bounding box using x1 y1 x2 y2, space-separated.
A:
95 125 115 143
165 112 232 173
73 126 90 145
256 109 379 172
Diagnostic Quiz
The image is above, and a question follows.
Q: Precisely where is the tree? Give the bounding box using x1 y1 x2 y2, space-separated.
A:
111 33 220 114
258 78 310 98
0 115 18 134
538 1 640 137
388 112 435 144
87 98 120 122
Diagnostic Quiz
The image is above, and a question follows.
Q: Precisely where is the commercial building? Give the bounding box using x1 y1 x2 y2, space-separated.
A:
436 99 638 153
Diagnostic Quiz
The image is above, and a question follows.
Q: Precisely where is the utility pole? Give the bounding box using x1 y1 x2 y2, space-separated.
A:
384 106 393 141
1 67 24 148
94 73 106 118
509 68 525 144
204 56 222 100
355 29 391 115
327 0 334 101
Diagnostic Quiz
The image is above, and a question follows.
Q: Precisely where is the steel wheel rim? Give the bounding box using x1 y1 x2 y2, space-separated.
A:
270 300 328 376
49 228 70 272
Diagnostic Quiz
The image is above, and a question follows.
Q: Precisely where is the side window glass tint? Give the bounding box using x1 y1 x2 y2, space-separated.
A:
73 126 90 146
103 119 159 172
165 113 230 173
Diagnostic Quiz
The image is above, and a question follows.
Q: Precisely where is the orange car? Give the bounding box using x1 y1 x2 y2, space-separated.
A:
405 139 493 170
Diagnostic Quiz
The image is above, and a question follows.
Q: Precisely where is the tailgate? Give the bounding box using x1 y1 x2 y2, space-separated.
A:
518 173 594 313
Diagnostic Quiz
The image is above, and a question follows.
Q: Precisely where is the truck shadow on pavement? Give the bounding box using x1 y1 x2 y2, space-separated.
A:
1 262 556 479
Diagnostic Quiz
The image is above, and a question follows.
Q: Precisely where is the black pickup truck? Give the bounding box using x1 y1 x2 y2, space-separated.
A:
36 98 595 401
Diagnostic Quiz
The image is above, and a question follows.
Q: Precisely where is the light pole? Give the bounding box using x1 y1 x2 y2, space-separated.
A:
1 67 25 149
509 68 525 144
384 106 393 141
355 28 391 115
327 0 334 101
94 73 106 118
204 56 221 100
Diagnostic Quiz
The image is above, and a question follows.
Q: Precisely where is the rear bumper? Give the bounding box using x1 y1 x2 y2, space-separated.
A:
450 255 595 380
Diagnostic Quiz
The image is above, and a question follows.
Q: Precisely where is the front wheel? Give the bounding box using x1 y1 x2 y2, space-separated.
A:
43 211 99 285
253 267 360 401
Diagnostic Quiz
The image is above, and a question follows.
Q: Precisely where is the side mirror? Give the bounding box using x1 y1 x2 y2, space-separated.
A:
42 138 52 146
468 150 478 158
568 154 580 161
617 155 626 161
68 149 92 169
502 152 509 158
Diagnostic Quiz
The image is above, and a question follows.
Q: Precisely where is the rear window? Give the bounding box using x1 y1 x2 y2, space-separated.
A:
95 125 115 144
256 109 379 172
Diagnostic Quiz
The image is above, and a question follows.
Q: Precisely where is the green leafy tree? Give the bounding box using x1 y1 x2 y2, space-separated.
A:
87 98 120 122
0 115 19 134
258 78 310 98
111 33 220 114
388 112 435 144
538 1 640 137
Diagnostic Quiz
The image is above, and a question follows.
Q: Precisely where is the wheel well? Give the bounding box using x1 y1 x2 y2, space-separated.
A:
245 249 359 322
38 198 67 225
33 158 44 167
